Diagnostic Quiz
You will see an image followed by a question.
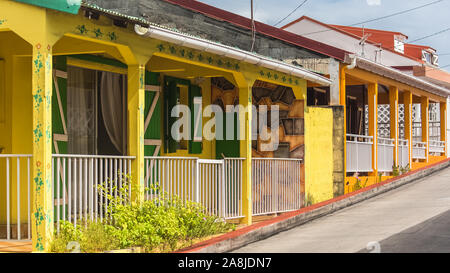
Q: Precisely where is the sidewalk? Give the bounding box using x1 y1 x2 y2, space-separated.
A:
178 158 450 253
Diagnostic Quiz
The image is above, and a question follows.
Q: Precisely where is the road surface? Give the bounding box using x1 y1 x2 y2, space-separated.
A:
233 166 450 253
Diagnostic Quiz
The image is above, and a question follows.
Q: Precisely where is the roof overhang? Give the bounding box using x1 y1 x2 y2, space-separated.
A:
79 3 332 86
345 54 450 98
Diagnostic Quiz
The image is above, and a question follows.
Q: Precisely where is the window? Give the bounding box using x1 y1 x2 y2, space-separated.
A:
67 66 127 156
394 39 405 54
163 76 202 154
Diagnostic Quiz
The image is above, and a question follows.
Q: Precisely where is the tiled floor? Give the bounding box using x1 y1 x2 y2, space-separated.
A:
0 241 32 253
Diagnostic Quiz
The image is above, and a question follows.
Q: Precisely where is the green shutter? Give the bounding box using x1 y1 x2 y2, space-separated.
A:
52 55 68 223
216 110 240 158
189 85 202 154
52 56 68 155
164 79 179 153
144 71 162 157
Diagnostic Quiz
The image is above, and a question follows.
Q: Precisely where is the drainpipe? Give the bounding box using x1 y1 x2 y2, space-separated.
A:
134 24 332 86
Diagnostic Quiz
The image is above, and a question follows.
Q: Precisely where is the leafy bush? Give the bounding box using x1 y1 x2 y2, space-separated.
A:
51 174 234 253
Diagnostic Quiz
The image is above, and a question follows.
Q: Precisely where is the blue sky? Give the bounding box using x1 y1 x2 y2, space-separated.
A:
197 0 450 69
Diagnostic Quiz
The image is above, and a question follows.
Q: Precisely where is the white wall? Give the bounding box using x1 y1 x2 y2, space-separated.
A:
447 97 450 157
284 19 420 67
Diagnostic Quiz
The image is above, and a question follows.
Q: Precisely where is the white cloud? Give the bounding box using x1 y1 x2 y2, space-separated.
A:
367 0 381 6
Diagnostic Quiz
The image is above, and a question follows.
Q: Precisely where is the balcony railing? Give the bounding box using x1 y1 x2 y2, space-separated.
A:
412 141 427 160
346 134 373 173
252 158 302 216
429 140 445 155
51 154 135 232
144 156 244 220
398 139 409 168
0 154 32 241
377 138 395 172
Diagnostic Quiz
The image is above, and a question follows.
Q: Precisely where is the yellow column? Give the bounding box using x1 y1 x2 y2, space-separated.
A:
236 74 255 225
421 97 429 162
440 102 447 157
31 42 54 252
339 64 347 175
389 86 399 166
368 83 378 176
404 91 413 167
128 64 146 203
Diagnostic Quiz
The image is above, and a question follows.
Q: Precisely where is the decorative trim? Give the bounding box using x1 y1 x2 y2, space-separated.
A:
75 24 118 42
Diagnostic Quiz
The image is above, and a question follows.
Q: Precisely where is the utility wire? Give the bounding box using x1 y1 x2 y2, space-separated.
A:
299 0 444 36
273 0 309 27
408 27 450 43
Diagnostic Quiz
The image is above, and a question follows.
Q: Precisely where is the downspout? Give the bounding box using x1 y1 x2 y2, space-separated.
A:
134 24 332 86
340 54 356 188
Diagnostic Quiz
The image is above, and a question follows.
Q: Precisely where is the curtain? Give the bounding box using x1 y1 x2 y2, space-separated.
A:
67 66 96 155
100 71 125 155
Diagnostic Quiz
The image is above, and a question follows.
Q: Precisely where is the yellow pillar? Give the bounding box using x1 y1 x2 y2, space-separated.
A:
368 83 378 176
421 96 429 162
128 64 146 203
339 64 347 175
440 102 447 157
389 86 399 166
236 74 255 226
404 91 413 167
31 42 54 252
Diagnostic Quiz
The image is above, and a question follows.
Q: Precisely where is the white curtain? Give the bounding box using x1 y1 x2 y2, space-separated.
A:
100 71 125 155
67 66 96 155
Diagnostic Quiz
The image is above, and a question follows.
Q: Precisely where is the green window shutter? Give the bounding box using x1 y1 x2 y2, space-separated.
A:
52 56 68 155
51 55 69 223
144 70 162 157
164 80 179 153
189 85 202 154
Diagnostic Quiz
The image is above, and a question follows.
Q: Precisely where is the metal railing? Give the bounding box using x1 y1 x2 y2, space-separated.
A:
252 158 302 216
412 141 427 160
0 155 32 241
398 139 409 168
144 157 244 219
51 154 135 232
346 134 373 173
377 138 395 172
429 140 446 155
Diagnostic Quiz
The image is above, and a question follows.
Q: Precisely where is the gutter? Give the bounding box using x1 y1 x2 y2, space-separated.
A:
134 24 332 86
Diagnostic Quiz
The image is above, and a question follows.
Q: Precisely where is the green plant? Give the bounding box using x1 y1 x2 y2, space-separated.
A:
353 177 362 191
400 164 411 175
305 193 315 207
52 174 235 253
392 164 400 176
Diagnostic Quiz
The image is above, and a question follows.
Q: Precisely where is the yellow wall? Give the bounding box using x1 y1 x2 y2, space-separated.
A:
304 107 334 204
0 31 33 225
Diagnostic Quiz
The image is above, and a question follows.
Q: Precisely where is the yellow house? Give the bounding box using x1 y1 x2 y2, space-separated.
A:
0 0 341 252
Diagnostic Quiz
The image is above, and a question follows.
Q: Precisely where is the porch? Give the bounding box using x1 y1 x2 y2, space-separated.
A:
0 2 325 249
339 61 448 192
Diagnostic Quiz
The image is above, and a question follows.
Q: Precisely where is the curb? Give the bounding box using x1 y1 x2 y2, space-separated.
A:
177 158 450 253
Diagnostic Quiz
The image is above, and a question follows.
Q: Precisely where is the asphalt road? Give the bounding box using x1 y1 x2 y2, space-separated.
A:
232 166 450 253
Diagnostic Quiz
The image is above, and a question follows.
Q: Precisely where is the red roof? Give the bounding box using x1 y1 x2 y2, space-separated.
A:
281 16 424 63
162 0 349 61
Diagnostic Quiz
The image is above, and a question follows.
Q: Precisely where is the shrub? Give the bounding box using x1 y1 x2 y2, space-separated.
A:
51 174 234 253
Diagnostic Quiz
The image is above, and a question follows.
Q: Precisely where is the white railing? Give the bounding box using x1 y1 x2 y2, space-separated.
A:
429 140 445 155
252 158 302 216
377 138 395 172
144 157 244 219
412 141 427 159
52 154 135 232
0 155 32 241
346 134 373 173
398 139 409 168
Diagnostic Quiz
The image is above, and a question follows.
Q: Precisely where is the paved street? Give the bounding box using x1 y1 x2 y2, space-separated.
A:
233 166 450 253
